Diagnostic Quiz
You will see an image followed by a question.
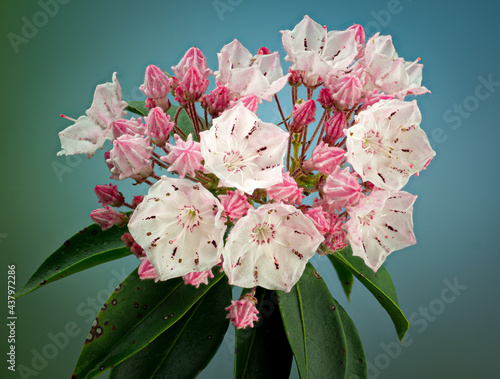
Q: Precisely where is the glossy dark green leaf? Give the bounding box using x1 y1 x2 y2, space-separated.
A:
278 264 348 379
109 279 231 379
234 288 293 379
125 101 196 138
328 245 409 341
336 301 368 378
331 258 354 301
72 268 225 379
15 223 131 298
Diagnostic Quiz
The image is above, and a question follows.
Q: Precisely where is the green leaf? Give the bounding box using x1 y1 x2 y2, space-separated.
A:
327 245 409 341
72 268 225 379
278 264 348 379
234 288 293 379
336 301 368 378
331 258 354 301
109 279 231 379
15 223 131 298
125 100 196 139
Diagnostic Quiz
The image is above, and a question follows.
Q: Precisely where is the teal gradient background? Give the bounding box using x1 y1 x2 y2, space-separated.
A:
1 0 499 378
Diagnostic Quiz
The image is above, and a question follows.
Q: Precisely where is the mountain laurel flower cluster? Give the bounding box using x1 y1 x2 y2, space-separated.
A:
55 15 435 334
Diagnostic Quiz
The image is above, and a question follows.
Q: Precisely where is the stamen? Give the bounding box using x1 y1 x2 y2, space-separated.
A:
322 25 328 57
406 57 421 70
60 114 77 122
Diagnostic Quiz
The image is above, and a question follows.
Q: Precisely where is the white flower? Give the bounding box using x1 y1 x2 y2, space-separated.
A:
345 189 417 272
58 73 128 158
200 103 289 194
222 203 324 292
345 99 435 191
215 39 289 102
281 15 358 87
128 176 226 281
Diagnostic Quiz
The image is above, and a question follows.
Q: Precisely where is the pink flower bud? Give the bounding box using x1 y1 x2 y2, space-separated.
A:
317 88 334 109
90 207 126 230
323 214 347 252
257 46 271 55
104 150 119 180
146 107 174 146
225 293 259 329
112 118 146 139
132 195 144 208
348 24 366 59
291 99 316 133
288 69 302 86
304 207 331 235
94 183 125 207
145 98 156 109
267 171 304 205
324 111 347 144
161 134 204 178
182 269 214 288
362 89 394 109
121 232 145 258
140 65 172 101
323 166 362 210
219 190 252 221
328 74 364 110
229 95 261 113
171 46 212 81
107 135 153 180
303 141 345 175
138 257 159 282
201 85 231 117
174 86 188 107
178 67 209 102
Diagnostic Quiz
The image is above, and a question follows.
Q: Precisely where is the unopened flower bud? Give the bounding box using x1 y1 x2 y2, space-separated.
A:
162 134 204 178
112 118 146 139
145 98 156 109
317 88 334 109
225 293 259 329
178 67 209 102
362 89 394 109
201 85 231 117
107 135 153 180
324 111 347 144
140 65 172 108
267 171 304 205
257 46 271 55
288 69 302 87
146 107 174 146
94 183 125 207
121 232 145 258
171 46 212 81
328 74 364 110
219 190 252 221
291 99 316 133
90 207 127 230
182 269 214 288
303 141 345 175
138 257 159 282
323 166 362 210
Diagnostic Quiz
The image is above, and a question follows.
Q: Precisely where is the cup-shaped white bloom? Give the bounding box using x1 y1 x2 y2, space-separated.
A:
281 15 358 87
128 176 226 281
200 103 289 194
58 73 128 158
345 189 417 272
222 203 324 292
215 39 289 102
346 99 436 191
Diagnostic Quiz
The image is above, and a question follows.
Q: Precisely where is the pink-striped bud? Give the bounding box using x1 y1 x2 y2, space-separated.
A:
361 89 394 109
304 207 331 235
229 95 261 113
219 190 252 221
328 74 364 110
112 118 146 139
146 107 174 146
291 99 316 133
107 135 153 180
161 134 204 178
288 69 302 87
178 67 209 102
182 269 214 288
317 87 334 109
94 183 125 207
267 171 304 205
201 85 231 117
121 232 145 258
171 46 212 81
90 207 127 230
257 46 271 55
145 98 156 109
323 166 362 210
303 141 345 175
348 24 366 59
140 65 172 106
324 111 347 144
225 293 259 329
138 257 159 282
104 150 119 180
132 195 144 208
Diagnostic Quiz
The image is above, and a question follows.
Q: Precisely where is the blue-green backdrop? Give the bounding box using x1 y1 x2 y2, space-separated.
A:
1 0 499 378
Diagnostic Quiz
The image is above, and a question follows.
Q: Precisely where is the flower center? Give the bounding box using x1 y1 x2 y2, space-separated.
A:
177 205 202 232
223 150 246 172
251 222 276 245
